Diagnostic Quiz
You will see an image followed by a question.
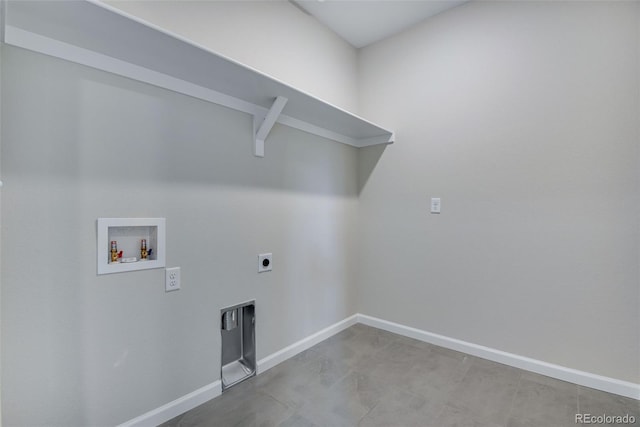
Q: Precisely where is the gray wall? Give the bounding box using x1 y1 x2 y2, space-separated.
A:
2 1 639 426
0 42 3 427
357 1 640 384
1 46 359 426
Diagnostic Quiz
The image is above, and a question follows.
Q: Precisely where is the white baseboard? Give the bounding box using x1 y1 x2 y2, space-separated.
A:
117 314 358 427
357 314 640 400
117 380 222 427
119 312 638 426
257 314 359 374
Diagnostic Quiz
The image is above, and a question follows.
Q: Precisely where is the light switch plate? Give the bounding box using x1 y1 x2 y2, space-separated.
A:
430 197 441 214
165 267 181 292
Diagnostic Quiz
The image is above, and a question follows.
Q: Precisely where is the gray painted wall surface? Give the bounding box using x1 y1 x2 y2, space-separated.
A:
357 1 640 383
0 42 3 427
2 1 639 426
1 46 358 426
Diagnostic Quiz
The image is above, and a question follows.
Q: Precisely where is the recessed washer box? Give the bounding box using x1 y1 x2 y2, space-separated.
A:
97 218 166 275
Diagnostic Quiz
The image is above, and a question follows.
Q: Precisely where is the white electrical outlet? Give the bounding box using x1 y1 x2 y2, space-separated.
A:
258 253 272 273
165 267 181 292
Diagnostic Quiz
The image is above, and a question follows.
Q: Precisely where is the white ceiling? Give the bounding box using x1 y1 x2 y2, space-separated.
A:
292 0 469 48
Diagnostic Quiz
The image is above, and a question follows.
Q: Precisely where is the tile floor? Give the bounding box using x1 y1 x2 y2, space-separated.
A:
163 324 639 427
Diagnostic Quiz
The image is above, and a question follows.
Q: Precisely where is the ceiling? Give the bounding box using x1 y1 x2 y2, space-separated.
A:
292 0 469 48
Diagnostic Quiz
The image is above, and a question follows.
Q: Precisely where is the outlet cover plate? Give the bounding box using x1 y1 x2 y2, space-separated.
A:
165 267 181 292
258 253 272 273
430 197 441 214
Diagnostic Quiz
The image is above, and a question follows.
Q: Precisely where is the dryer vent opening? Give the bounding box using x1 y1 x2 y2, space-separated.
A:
220 301 256 391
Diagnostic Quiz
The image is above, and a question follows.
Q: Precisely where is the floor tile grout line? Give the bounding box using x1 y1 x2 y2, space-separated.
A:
503 371 523 426
356 400 377 426
576 384 581 415
259 387 297 414
433 356 471 412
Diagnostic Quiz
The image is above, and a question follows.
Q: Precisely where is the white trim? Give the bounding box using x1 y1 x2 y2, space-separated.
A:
276 114 359 147
357 133 396 148
116 380 221 427
357 314 640 400
2 24 393 150
117 312 639 426
116 314 357 427
4 26 261 118
87 0 387 130
254 96 288 157
257 314 358 374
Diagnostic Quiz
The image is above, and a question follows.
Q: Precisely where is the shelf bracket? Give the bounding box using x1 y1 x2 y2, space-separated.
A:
253 96 288 157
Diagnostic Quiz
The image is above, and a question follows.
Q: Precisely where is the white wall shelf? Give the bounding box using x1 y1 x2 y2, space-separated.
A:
2 0 395 157
97 218 166 275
